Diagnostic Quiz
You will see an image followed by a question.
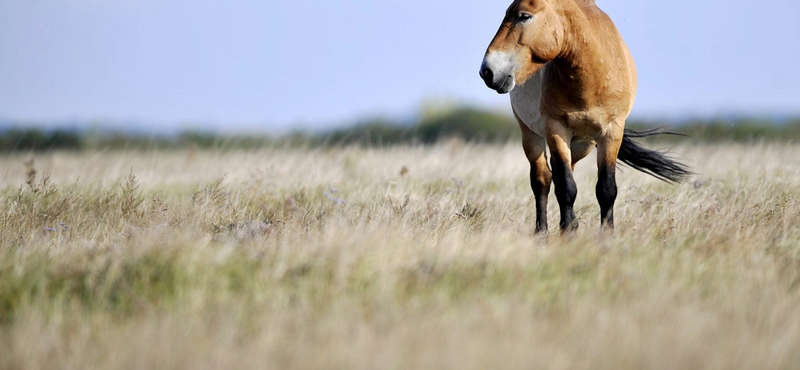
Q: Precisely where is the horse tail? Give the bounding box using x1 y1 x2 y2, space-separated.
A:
617 127 691 183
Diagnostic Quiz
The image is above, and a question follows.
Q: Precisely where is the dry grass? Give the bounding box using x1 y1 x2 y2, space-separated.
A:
1 141 799 370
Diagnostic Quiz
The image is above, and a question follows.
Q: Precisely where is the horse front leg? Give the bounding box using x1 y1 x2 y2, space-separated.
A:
530 147 552 234
517 119 552 234
546 124 578 232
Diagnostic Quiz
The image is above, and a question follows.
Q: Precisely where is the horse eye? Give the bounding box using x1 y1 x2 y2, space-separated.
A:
517 13 532 22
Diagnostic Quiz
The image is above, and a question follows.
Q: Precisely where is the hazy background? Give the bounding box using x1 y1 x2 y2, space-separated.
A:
1 0 799 133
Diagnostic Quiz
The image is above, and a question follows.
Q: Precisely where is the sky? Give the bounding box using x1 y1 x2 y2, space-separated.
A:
1 0 799 132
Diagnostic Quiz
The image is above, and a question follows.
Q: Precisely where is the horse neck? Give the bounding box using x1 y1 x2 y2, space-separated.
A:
550 3 610 98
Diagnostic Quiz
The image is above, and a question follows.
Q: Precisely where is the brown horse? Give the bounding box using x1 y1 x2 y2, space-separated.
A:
480 0 689 232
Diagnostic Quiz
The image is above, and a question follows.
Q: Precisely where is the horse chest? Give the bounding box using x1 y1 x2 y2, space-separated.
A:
510 72 619 139
510 70 547 137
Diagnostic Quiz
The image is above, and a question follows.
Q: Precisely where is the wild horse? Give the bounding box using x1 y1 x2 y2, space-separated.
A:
480 0 689 232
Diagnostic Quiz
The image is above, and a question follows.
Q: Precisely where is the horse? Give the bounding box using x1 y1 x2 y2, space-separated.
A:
479 0 689 233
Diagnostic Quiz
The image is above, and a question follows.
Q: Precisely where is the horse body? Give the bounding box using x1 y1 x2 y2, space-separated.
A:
481 0 688 232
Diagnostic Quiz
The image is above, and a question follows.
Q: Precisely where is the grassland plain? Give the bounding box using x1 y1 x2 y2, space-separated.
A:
0 141 799 370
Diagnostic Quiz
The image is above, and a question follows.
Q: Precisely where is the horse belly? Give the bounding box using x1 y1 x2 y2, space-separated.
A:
510 68 547 137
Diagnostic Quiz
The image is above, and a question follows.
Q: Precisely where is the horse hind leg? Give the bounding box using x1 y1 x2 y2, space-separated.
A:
595 131 623 228
516 115 552 234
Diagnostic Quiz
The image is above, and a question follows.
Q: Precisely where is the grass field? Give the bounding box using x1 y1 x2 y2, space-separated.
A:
1 141 799 369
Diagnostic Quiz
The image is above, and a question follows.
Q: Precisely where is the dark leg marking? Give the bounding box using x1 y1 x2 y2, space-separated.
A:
551 153 578 232
596 165 617 228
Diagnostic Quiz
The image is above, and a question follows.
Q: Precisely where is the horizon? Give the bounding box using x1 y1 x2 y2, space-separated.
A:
2 107 799 137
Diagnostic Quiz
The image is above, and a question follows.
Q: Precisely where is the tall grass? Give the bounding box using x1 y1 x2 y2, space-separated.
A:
1 141 799 369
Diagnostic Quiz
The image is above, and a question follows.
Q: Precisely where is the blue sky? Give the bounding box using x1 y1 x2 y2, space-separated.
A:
1 0 799 132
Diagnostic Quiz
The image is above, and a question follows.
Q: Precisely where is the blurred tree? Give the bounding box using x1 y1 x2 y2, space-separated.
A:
416 107 518 143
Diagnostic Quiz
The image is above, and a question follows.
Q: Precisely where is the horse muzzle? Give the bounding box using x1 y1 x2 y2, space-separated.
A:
479 63 515 94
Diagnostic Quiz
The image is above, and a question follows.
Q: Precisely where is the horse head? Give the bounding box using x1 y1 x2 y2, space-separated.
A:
479 0 565 94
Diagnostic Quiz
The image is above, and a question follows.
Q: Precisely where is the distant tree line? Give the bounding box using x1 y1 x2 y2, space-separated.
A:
627 118 800 143
324 107 520 146
0 129 83 151
2 108 800 152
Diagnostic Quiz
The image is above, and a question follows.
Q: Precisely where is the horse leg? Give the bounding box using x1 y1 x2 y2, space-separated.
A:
516 117 552 234
546 123 578 232
595 132 623 228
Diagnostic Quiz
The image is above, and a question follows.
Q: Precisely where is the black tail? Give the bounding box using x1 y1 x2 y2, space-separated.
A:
618 127 691 183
